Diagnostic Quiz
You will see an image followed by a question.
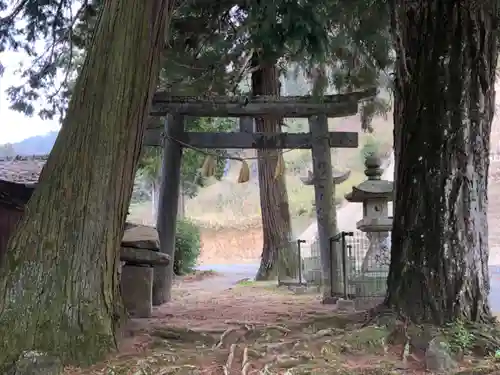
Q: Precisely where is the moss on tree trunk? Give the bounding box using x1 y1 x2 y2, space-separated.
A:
252 58 297 281
0 0 169 370
386 0 498 324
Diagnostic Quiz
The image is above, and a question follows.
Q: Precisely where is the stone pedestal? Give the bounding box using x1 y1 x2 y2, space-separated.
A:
121 264 153 318
361 231 390 272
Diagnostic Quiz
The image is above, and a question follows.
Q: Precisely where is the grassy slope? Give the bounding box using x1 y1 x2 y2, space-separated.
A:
128 114 394 230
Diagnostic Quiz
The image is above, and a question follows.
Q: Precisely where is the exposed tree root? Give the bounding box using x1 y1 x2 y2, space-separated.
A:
311 327 345 339
150 326 221 346
452 364 500 375
68 310 500 374
222 343 236 375
465 322 500 355
215 325 253 349
241 346 251 375
362 303 402 328
364 304 500 358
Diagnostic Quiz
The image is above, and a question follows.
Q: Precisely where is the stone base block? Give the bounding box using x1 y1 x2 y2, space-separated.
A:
350 272 388 298
321 296 338 305
287 284 321 295
121 264 153 318
336 298 355 312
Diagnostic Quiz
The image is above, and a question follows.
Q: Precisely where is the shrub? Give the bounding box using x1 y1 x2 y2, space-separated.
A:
174 218 201 275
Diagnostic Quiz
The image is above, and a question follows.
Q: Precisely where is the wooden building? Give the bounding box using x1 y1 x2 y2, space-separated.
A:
0 156 45 264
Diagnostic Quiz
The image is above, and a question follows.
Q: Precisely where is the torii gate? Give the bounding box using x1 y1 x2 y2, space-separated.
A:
144 88 377 304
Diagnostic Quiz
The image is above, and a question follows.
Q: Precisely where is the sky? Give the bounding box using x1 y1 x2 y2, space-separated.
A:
0 50 61 145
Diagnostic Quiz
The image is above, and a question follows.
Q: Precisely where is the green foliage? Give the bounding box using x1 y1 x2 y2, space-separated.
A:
137 117 233 198
284 149 310 175
444 320 476 354
1 0 392 123
0 0 93 119
181 117 233 197
174 219 201 276
360 98 392 132
137 148 162 185
360 134 381 162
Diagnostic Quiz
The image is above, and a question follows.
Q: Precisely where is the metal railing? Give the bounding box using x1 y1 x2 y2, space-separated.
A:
330 231 353 299
276 239 307 287
330 231 388 308
274 231 390 309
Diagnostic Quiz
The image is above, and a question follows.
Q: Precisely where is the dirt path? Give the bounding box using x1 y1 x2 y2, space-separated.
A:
66 279 500 375
148 281 332 330
173 271 251 294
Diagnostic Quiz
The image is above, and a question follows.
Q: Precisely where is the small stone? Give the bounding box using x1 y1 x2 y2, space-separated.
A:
336 298 355 312
11 351 63 375
321 296 338 305
425 336 458 373
288 285 308 295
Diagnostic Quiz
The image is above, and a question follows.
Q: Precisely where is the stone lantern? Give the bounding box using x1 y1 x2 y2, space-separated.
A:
344 155 393 296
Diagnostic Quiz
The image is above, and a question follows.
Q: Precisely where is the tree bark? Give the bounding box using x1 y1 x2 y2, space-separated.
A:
386 0 498 324
0 0 169 369
252 58 296 281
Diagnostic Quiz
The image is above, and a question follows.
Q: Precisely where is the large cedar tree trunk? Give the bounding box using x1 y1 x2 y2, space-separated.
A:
385 0 498 324
252 58 296 280
0 0 169 369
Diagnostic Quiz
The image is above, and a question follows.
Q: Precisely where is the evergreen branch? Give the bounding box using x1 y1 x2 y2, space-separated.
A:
0 0 29 25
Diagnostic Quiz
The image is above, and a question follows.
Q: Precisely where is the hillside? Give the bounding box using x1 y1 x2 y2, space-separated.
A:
0 131 58 156
127 114 395 265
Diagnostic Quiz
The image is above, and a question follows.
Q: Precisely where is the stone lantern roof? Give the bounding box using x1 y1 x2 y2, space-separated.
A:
345 155 393 202
300 168 351 186
344 154 394 232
